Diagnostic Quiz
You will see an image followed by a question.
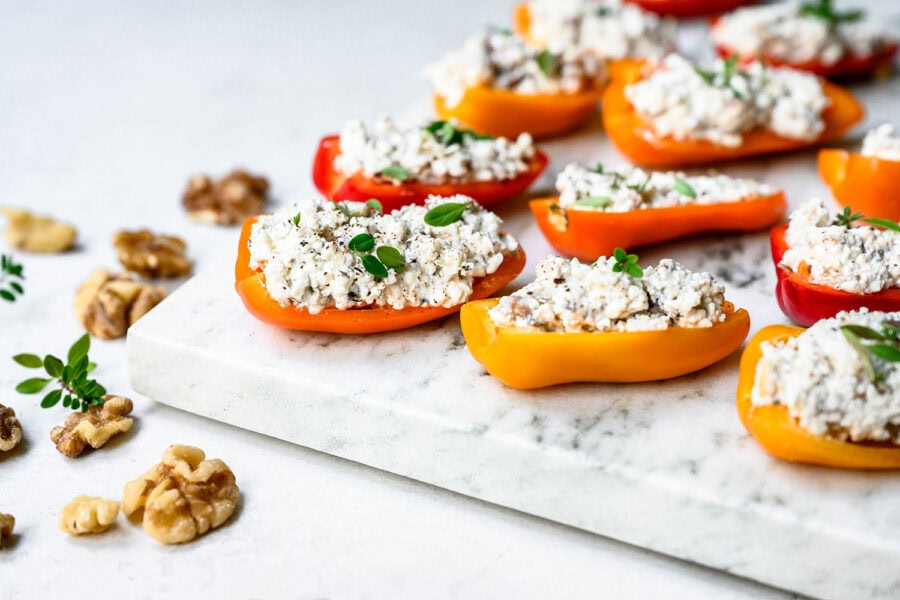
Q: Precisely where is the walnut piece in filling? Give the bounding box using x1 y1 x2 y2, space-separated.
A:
0 513 14 548
74 268 167 339
112 229 191 279
50 396 134 458
1 207 77 253
59 496 120 535
0 404 22 452
122 445 239 544
182 169 268 225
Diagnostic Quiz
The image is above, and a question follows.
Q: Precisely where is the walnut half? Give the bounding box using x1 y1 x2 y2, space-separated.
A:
0 404 22 452
50 396 134 458
0 513 14 548
182 169 268 225
1 207 77 253
112 229 192 279
59 496 120 535
122 445 239 544
74 269 167 339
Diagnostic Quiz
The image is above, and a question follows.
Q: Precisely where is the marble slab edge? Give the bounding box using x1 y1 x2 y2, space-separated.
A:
128 312 896 600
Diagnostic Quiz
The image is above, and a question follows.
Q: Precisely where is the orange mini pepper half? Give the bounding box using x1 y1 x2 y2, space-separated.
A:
461 298 750 389
434 85 603 140
819 148 900 222
235 216 527 334
530 191 786 261
602 60 864 168
737 325 900 469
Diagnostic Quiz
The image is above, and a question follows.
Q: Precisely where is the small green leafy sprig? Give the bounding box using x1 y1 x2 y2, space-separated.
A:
673 178 696 198
694 55 745 99
13 334 106 412
840 320 900 388
535 49 559 77
0 254 25 302
423 120 492 146
378 166 410 183
424 202 469 226
830 206 900 231
800 0 864 24
348 233 405 279
611 247 643 278
334 199 384 219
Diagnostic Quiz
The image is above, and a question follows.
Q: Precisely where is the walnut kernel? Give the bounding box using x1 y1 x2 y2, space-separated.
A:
182 169 268 225
59 496 119 535
1 207 77 253
112 229 191 279
0 404 22 452
74 268 167 339
50 395 134 458
122 444 239 544
0 512 14 548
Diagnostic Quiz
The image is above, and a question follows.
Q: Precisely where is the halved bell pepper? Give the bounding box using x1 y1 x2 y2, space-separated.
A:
770 224 900 326
737 325 900 469
602 60 865 168
433 85 604 140
627 0 756 18
234 216 526 334
819 148 900 221
461 298 750 389
312 134 549 211
530 190 786 261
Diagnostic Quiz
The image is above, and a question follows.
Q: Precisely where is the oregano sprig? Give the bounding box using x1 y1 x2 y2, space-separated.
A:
0 253 25 302
830 206 900 231
13 334 106 412
611 247 643 278
423 121 492 146
424 202 469 226
694 55 745 99
347 233 405 278
840 320 900 388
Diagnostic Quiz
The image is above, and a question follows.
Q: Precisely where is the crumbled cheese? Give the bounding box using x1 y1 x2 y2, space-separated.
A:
333 117 536 184
625 54 828 148
556 163 775 212
752 309 900 444
489 256 726 332
781 198 900 294
424 29 606 108
527 0 676 62
861 124 900 162
248 196 518 313
712 2 894 67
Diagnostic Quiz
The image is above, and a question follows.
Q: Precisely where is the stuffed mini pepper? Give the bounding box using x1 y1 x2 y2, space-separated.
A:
627 0 756 19
531 162 786 260
462 252 750 389
236 196 525 334
771 199 900 327
739 309 900 469
603 54 863 167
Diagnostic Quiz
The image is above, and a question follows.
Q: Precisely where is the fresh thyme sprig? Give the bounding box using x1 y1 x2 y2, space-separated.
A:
840 321 900 388
694 55 745 99
800 0 864 24
347 233 405 278
424 202 469 226
13 334 105 412
423 121 492 146
0 254 25 302
611 247 643 278
830 206 900 231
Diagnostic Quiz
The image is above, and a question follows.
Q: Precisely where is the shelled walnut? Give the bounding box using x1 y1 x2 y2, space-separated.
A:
0 513 14 548
182 169 268 225
122 444 239 544
0 404 22 452
1 206 77 253
112 229 191 279
59 496 119 535
74 268 166 339
50 396 134 458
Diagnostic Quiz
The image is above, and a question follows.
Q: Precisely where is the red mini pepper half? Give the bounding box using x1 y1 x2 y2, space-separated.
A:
819 148 900 221
626 0 756 18
312 135 549 212
531 191 786 261
770 224 900 326
234 216 527 334
602 60 865 168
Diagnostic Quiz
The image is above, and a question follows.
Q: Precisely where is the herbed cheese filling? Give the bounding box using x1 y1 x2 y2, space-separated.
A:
424 28 606 108
861 124 900 162
781 199 900 294
489 256 726 332
752 309 900 444
333 117 536 184
712 2 893 67
526 0 676 62
248 196 517 314
555 163 775 212
624 54 828 148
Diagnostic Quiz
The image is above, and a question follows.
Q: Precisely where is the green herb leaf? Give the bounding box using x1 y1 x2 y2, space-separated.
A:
348 233 376 253
379 166 410 182
0 253 26 302
366 199 383 213
376 246 405 273
361 254 389 278
16 377 51 394
13 353 43 368
613 247 627 262
67 334 90 366
840 324 887 341
869 344 900 362
0 290 14 302
673 178 696 198
334 202 353 217
800 0 864 24
593 163 604 174
832 206 863 228
41 389 62 408
864 218 900 232
424 202 469 227
841 326 881 384
44 355 64 378
291 212 302 226
626 263 644 278
535 49 557 77
611 247 642 278
573 196 612 208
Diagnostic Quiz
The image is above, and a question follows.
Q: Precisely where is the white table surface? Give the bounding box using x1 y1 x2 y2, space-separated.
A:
1 1 896 598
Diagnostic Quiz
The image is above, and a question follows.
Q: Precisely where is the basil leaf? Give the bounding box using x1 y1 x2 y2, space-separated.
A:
424 202 469 227
361 255 389 278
